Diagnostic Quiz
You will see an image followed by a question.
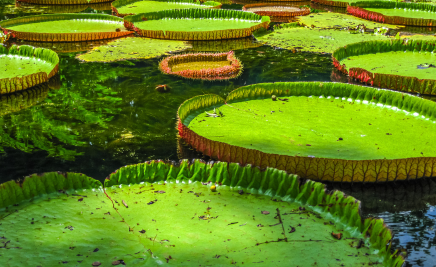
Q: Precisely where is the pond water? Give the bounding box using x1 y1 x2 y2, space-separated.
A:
0 2 435 266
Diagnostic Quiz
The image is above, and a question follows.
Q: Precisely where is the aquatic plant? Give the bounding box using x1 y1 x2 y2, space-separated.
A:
297 12 400 29
0 160 404 266
178 82 436 182
159 51 242 80
348 1 436 26
15 0 112 5
254 23 391 53
112 0 221 17
311 0 348 8
0 45 59 94
333 39 436 94
243 3 311 18
0 14 133 42
124 8 271 40
77 37 191 62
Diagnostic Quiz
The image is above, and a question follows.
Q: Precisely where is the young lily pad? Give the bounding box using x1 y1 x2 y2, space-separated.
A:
124 9 270 40
76 37 191 62
243 3 310 21
0 160 405 266
0 14 132 42
348 1 436 27
333 39 436 94
112 0 222 17
13 2 112 14
254 24 390 53
178 82 436 182
298 12 400 29
0 83 48 116
0 45 59 94
159 51 242 80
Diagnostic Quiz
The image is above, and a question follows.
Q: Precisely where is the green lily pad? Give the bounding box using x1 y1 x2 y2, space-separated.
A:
254 24 390 53
178 82 436 182
124 9 270 40
348 1 436 27
0 45 59 94
0 14 132 42
333 39 436 94
76 37 191 62
188 37 263 52
15 0 111 4
298 12 400 29
112 0 221 17
340 50 436 80
0 160 404 266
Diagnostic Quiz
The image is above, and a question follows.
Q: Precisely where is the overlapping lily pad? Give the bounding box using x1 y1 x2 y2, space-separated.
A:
0 14 132 42
333 39 436 94
112 0 221 17
188 37 263 51
254 23 390 53
124 9 270 40
298 12 400 29
348 1 436 27
77 37 191 62
13 2 112 13
0 45 59 94
159 51 242 80
178 82 436 182
0 160 404 266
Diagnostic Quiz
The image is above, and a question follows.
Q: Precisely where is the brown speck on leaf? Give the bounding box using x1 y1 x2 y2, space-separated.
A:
331 232 342 240
93 248 99 252
92 262 101 266
122 200 128 208
78 198 83 202
112 260 121 265
261 211 270 215
306 144 311 146
139 230 146 233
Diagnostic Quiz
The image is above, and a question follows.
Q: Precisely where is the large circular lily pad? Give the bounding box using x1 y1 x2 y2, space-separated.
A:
124 9 270 40
348 1 436 27
0 14 133 42
298 12 400 29
333 39 436 94
77 37 191 62
0 45 59 94
112 0 222 17
178 82 436 182
0 160 404 266
159 51 242 80
254 23 391 53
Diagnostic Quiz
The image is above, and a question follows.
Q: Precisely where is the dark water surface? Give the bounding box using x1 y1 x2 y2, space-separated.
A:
0 3 435 266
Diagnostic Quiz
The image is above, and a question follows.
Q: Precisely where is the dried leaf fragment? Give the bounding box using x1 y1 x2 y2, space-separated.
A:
331 232 342 240
122 200 128 208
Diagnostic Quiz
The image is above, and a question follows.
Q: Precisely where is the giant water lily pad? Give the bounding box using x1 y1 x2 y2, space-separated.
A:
188 37 263 52
159 51 242 80
0 45 59 94
254 24 390 53
77 37 191 62
0 160 404 266
0 14 132 42
112 0 221 17
298 12 400 29
243 3 310 21
178 82 436 182
348 1 436 27
124 9 270 40
333 39 436 94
